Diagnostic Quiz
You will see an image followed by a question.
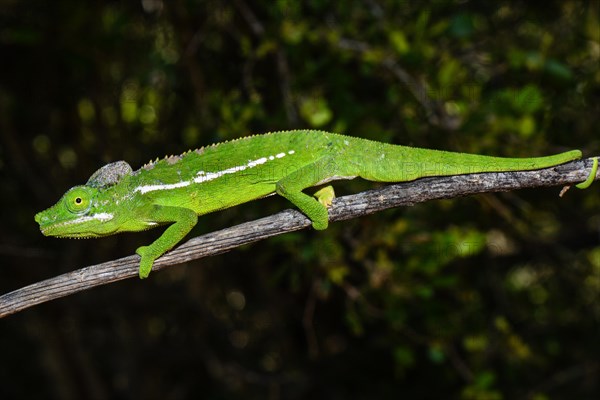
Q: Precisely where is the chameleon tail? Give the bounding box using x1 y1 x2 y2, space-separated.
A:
576 157 598 189
352 143 582 182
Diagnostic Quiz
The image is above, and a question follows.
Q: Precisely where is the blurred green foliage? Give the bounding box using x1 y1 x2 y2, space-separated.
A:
1 0 599 399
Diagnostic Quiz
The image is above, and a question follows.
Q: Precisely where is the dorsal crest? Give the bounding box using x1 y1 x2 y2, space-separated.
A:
86 161 133 189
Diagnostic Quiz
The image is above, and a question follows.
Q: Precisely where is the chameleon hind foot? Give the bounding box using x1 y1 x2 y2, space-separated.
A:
576 157 598 189
314 185 336 207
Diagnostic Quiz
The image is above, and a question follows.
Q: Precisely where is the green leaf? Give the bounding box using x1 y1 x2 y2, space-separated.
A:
544 59 573 81
299 96 333 127
449 13 475 39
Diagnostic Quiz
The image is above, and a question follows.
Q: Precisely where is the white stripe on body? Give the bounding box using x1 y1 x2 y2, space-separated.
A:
135 150 296 194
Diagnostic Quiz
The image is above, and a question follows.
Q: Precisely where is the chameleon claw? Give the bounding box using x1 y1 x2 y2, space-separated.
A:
575 157 598 189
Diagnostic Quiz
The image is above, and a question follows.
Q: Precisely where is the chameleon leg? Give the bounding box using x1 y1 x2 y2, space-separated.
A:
575 157 598 189
276 157 340 230
136 205 198 278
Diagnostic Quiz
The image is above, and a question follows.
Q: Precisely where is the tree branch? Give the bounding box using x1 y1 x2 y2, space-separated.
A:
1 158 597 318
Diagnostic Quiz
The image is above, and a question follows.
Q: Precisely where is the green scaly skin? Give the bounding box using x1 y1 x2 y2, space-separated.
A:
35 130 594 278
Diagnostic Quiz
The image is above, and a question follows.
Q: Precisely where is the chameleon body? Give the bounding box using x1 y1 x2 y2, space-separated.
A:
35 130 595 278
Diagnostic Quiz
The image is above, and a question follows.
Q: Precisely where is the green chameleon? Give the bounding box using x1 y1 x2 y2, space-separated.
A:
35 130 597 278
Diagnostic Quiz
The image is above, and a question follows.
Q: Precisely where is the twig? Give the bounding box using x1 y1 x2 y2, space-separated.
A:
233 0 299 125
337 37 461 130
0 158 597 318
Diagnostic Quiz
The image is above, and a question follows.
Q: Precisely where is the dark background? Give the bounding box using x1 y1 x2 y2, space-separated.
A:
1 1 599 399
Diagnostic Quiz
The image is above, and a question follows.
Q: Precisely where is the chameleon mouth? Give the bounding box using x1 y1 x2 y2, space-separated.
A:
39 223 101 238
36 212 115 238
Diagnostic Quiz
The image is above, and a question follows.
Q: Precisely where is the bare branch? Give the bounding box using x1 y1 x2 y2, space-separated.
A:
0 158 597 318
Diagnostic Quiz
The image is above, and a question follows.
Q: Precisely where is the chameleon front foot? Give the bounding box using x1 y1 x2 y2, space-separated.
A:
136 246 156 279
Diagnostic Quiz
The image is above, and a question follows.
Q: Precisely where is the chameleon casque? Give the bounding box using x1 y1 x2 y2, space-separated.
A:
35 130 597 278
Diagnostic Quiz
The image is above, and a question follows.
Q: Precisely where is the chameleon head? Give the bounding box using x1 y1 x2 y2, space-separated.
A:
35 185 120 238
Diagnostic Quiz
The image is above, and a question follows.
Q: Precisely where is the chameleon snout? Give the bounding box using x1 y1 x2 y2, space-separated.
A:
35 211 51 225
35 211 55 236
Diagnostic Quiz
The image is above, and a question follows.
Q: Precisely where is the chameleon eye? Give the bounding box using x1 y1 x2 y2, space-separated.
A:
64 187 92 214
